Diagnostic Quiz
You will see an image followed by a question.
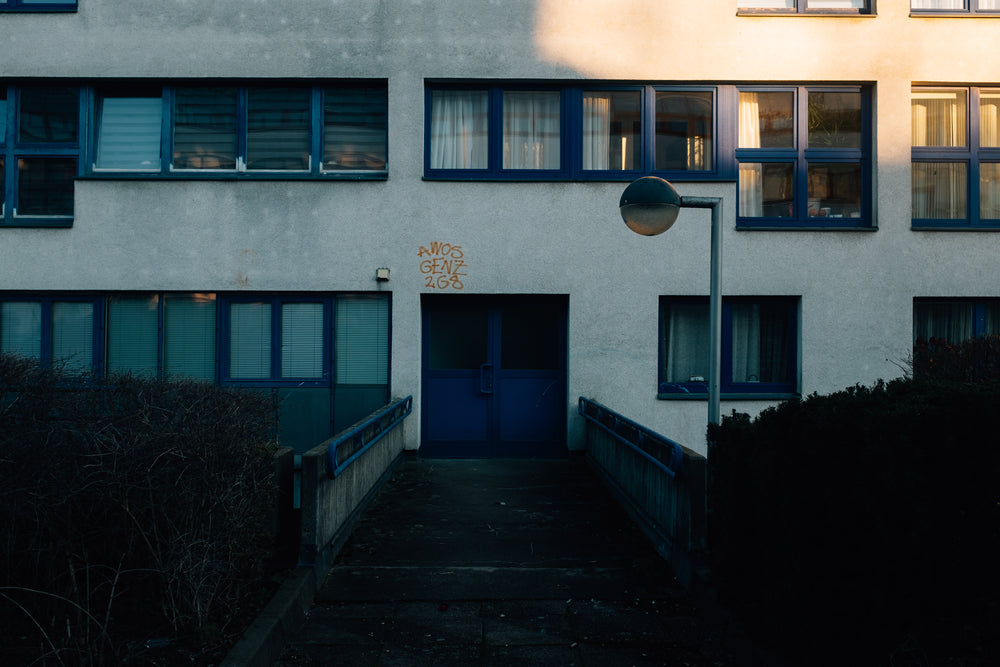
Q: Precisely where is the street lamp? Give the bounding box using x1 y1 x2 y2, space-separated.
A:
619 176 723 426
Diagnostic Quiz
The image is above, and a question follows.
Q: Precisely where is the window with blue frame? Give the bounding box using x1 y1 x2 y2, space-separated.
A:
1 84 81 227
659 296 799 397
739 0 872 13
911 1 1000 14
91 81 387 178
737 86 868 228
911 87 1000 228
0 292 391 452
0 0 77 12
913 298 1000 343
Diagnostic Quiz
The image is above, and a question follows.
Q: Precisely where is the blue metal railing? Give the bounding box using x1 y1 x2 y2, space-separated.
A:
578 397 685 478
326 396 412 478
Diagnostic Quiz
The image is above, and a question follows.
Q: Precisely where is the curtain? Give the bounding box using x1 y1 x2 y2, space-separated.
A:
164 294 216 380
582 94 611 171
738 93 763 217
335 294 389 384
230 302 271 379
503 91 561 169
661 302 710 384
0 301 41 359
96 97 162 170
107 295 159 377
912 91 968 218
430 90 488 169
731 303 789 384
913 301 974 343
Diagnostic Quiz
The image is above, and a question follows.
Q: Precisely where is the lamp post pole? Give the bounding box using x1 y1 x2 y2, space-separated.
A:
619 177 723 427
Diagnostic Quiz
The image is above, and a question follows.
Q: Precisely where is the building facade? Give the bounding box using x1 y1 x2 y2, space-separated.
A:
1 1 998 456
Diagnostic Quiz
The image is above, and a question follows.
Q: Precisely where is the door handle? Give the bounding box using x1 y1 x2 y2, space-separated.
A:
479 363 494 394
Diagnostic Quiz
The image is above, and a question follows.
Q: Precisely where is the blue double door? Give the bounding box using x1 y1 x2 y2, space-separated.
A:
421 295 567 458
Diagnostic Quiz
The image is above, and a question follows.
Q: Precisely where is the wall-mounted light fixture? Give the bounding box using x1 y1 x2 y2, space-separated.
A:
375 267 391 282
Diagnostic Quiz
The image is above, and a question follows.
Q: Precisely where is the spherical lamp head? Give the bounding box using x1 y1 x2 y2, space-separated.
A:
619 176 681 236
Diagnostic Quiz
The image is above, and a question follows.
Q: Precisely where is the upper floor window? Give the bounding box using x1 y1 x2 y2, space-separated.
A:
911 1 1000 13
912 86 1000 228
91 81 387 178
739 1 872 14
0 84 80 227
0 0 77 12
737 86 869 228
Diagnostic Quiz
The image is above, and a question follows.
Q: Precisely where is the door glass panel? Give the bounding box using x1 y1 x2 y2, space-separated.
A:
427 302 487 369
501 303 560 370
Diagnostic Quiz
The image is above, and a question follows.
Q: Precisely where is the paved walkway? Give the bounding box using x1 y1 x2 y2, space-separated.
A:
275 456 738 666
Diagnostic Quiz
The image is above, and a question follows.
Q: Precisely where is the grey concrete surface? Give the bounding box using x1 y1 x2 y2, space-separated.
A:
272 456 748 666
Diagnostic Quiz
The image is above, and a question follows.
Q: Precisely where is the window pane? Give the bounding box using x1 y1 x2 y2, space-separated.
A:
247 87 310 170
430 90 488 170
809 0 864 7
107 295 159 377
656 91 713 171
911 1 964 8
740 1 794 6
660 301 710 384
97 96 162 170
808 163 862 218
582 91 640 171
912 162 967 219
914 301 974 343
501 302 560 370
0 89 6 142
323 85 388 171
18 87 78 143
427 301 487 370
808 91 862 148
739 91 794 148
981 163 1000 219
336 295 389 384
731 302 791 384
173 87 237 169
17 158 75 216
980 90 1000 148
912 90 967 147
739 162 794 217
52 301 92 373
1 301 41 359
164 294 216 380
503 91 561 170
230 302 271 378
0 158 4 214
281 302 323 379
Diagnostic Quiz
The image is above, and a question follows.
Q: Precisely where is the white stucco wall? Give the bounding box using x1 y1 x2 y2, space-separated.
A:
2 1 999 455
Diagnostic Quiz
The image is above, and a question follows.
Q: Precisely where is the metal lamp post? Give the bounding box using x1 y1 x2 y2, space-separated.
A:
619 176 723 426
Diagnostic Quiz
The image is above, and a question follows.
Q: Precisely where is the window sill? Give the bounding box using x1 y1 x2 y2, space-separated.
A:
736 220 876 231
1 218 73 228
737 11 874 17
912 222 1000 231
658 392 800 401
910 13 1000 18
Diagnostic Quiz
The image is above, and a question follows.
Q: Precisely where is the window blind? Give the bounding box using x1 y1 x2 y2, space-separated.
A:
247 88 310 170
164 294 216 380
335 295 389 384
281 302 323 378
229 302 271 378
97 97 162 170
0 301 41 359
107 296 159 377
324 86 388 170
52 301 92 372
173 87 238 169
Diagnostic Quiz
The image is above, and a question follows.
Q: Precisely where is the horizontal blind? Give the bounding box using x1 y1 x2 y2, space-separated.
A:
107 296 159 377
335 295 388 384
1 301 42 359
164 294 216 380
323 86 388 170
52 301 93 373
281 302 324 378
229 302 271 379
97 97 162 170
173 87 238 169
247 87 310 170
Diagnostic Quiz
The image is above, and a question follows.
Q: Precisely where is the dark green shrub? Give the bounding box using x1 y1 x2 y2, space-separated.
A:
0 354 278 665
708 378 1000 665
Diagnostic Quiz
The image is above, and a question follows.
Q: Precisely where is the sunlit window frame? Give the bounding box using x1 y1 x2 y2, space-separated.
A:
85 80 389 181
0 1 77 12
737 1 874 15
911 85 1000 229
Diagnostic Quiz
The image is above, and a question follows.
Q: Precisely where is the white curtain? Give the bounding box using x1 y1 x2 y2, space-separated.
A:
911 1 965 8
430 90 488 170
731 303 788 384
738 93 763 216
582 94 611 170
912 91 967 218
503 91 561 170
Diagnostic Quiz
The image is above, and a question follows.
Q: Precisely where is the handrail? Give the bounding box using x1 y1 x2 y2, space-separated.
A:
578 397 684 479
326 396 412 478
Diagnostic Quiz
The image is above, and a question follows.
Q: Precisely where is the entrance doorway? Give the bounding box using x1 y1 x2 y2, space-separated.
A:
420 294 567 458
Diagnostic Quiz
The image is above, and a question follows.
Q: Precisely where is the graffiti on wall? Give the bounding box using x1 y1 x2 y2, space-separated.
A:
418 242 466 290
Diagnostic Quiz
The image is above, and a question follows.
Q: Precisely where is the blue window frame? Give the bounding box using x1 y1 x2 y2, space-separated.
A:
737 85 871 229
659 296 799 397
0 0 77 12
89 81 387 179
913 298 1000 343
739 1 873 14
0 84 81 227
911 1 1000 14
0 295 102 374
911 86 1000 229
